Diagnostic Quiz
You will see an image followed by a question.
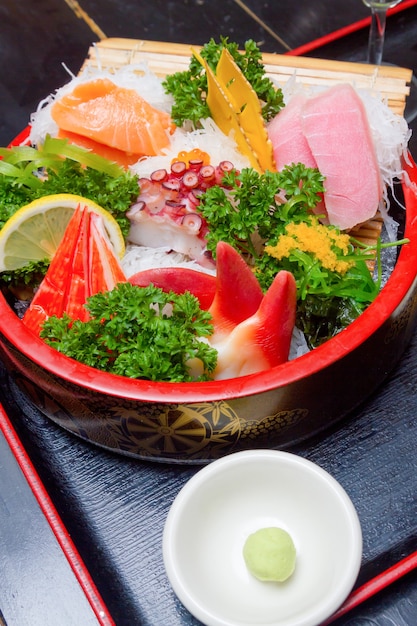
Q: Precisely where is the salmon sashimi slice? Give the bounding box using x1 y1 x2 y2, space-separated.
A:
301 84 382 231
23 205 126 336
51 78 174 157
57 129 142 168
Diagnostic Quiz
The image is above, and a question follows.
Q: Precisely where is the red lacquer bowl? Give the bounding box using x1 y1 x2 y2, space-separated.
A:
1 136 417 463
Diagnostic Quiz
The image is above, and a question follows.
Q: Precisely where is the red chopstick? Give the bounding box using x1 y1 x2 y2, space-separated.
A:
0 404 115 626
286 0 417 57
322 550 417 624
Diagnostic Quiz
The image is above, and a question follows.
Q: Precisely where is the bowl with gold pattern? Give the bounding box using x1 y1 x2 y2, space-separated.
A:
1 41 417 463
1 157 417 463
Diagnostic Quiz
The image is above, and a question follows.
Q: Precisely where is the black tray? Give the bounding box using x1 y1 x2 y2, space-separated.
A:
1 313 417 625
1 3 417 623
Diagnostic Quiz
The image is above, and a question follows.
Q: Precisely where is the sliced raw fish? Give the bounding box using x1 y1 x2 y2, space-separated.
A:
301 83 382 230
51 78 173 158
267 93 317 171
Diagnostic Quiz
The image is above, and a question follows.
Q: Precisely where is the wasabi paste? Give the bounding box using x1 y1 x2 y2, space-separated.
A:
243 527 296 582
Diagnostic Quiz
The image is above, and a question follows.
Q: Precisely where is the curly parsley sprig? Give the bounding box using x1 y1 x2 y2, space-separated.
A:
198 162 408 348
41 283 218 383
199 164 326 261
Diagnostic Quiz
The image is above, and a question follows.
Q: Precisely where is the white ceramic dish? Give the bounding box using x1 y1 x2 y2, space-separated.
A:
163 450 362 626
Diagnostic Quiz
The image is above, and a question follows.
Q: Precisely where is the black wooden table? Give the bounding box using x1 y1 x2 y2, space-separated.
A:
1 325 417 625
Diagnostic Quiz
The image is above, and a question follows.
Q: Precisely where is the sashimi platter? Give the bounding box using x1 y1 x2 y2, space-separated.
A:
0 38 417 462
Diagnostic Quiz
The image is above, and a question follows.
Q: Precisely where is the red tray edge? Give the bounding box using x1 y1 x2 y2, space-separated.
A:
0 403 115 626
286 0 417 57
323 550 417 624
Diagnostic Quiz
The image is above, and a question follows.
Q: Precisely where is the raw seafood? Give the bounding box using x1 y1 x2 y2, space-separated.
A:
268 84 383 230
211 265 297 380
208 241 263 340
268 92 317 171
51 78 173 161
127 159 237 265
128 267 216 310
302 84 382 230
23 206 126 335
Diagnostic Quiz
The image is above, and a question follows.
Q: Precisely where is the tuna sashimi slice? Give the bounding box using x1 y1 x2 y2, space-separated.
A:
301 83 382 230
51 78 173 157
267 93 317 171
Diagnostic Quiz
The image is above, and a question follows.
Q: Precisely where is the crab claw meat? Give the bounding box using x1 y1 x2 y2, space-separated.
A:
63 207 92 322
88 212 126 293
23 205 126 336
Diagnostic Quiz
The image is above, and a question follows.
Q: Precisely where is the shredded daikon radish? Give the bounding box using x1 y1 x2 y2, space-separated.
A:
130 118 251 178
358 89 409 240
359 89 411 187
121 245 216 278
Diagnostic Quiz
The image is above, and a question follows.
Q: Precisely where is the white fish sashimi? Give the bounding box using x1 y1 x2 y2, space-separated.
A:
301 83 382 231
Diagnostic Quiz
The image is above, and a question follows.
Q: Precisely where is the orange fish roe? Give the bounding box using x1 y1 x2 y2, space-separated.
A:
265 219 354 274
172 148 210 167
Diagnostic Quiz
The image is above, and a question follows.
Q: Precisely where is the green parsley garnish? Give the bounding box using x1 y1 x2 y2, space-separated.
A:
41 283 218 382
199 163 326 262
0 136 139 235
198 162 404 348
0 258 50 292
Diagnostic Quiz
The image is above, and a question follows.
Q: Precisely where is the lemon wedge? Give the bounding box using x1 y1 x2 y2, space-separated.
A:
0 193 125 272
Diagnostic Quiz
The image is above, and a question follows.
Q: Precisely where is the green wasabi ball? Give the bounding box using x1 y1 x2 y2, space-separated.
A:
243 527 296 582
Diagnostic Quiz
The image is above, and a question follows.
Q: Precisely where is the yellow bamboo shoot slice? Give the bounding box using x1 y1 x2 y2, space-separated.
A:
192 48 275 172
192 48 261 171
216 48 275 172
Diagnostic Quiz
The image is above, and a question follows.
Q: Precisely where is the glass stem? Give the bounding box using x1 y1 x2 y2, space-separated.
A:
367 8 388 65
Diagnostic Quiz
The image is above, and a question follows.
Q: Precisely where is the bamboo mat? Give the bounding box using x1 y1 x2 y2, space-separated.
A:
82 38 412 117
81 38 411 253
